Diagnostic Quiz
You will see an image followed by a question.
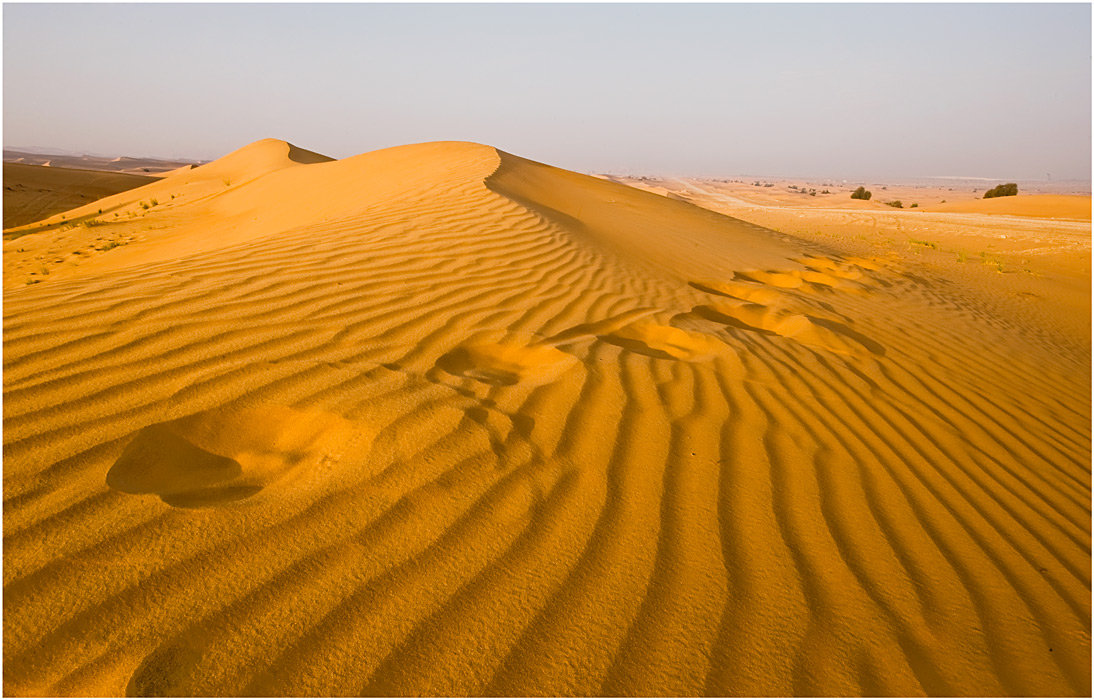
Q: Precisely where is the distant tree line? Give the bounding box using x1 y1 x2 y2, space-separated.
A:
983 183 1018 198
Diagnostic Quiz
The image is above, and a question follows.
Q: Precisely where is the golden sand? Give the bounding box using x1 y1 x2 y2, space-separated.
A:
3 140 1090 696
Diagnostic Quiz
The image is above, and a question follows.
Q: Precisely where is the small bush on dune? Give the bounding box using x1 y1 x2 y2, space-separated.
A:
885 200 903 208
850 186 872 200
983 183 1018 199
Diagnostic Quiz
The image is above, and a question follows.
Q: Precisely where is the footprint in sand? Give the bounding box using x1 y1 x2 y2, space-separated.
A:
597 319 727 361
435 337 579 386
730 254 879 294
107 404 357 508
692 298 884 356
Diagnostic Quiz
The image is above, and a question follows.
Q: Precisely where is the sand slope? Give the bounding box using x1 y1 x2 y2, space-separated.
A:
3 140 1090 697
3 164 156 230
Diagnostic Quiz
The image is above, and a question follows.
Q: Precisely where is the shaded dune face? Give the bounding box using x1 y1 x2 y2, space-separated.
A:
2 140 1090 697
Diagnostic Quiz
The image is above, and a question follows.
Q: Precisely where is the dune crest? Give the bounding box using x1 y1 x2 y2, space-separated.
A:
3 139 1090 697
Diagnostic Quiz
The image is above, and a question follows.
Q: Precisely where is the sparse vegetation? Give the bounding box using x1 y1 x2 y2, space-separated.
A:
100 241 122 251
885 200 903 208
850 186 872 200
140 201 150 210
910 203 918 208
983 183 1018 199
956 250 968 262
223 177 233 187
980 251 1005 272
908 239 938 249
25 279 40 285
149 198 159 207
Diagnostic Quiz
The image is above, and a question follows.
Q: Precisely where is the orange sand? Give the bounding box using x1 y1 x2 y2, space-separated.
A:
928 194 1091 220
3 140 1091 696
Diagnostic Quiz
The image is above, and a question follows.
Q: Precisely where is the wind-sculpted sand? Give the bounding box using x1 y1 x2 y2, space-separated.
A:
3 140 1090 696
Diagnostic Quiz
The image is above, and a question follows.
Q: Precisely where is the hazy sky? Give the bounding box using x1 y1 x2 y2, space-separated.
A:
4 3 1091 179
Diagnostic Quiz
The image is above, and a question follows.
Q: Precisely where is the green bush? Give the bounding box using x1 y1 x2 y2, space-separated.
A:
983 183 1018 198
885 200 903 208
850 186 872 200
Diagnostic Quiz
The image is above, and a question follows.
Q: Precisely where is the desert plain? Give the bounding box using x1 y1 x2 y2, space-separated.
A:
2 139 1091 696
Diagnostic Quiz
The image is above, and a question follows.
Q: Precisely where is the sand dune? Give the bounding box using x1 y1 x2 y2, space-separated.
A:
927 194 1092 220
3 140 1090 696
3 164 156 230
3 149 203 176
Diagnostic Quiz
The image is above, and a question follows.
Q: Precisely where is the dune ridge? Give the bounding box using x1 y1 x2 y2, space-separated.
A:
3 140 1090 696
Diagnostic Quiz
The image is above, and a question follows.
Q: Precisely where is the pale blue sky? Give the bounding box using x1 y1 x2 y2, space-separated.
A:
4 3 1091 179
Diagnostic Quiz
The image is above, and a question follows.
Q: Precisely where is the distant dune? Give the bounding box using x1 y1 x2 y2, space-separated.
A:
3 163 156 230
927 194 1092 220
3 149 204 176
3 140 1090 697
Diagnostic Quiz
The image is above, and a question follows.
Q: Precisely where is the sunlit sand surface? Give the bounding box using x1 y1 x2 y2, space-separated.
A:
4 140 1090 696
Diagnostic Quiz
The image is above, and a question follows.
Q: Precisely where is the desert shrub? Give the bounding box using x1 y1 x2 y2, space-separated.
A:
149 198 159 206
850 186 872 200
983 183 1018 198
885 200 903 208
910 203 918 208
